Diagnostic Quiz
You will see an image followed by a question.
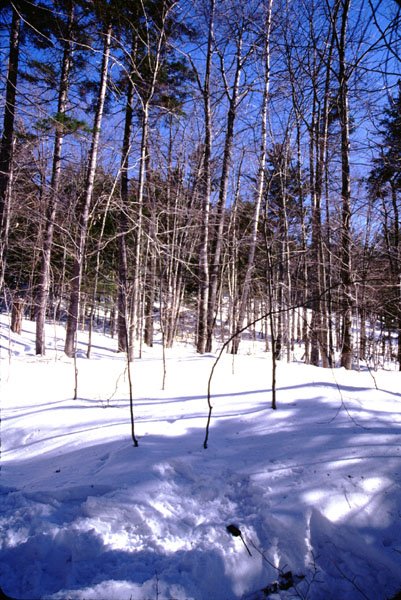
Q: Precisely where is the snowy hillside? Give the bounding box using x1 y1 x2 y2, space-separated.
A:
1 313 401 600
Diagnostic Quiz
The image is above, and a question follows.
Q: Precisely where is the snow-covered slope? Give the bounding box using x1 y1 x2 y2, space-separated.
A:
1 314 401 599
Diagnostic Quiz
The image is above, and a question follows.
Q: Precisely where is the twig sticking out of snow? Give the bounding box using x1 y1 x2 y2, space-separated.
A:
249 538 283 575
324 367 369 430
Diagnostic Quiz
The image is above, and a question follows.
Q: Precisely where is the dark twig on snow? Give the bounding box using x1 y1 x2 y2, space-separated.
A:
334 562 370 600
322 367 369 430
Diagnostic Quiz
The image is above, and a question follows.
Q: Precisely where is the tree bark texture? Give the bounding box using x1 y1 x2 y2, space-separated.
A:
338 0 353 370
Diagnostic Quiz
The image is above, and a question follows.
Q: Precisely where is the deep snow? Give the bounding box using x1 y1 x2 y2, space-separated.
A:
1 313 401 600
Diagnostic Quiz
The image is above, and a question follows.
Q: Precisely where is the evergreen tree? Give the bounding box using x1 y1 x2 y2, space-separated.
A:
0 0 64 292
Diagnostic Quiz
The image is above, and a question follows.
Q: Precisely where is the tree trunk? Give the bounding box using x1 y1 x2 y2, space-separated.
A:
11 297 24 334
319 7 338 368
196 0 215 354
309 84 323 366
144 237 157 347
338 0 353 370
267 247 277 409
144 155 157 348
36 4 74 355
206 28 243 352
118 66 135 353
64 23 112 358
0 7 20 291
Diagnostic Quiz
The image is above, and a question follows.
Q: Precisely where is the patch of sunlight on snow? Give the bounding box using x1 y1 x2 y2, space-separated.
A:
271 542 281 570
161 536 189 553
102 530 133 551
324 493 367 521
303 489 326 504
327 457 363 470
304 476 394 525
361 476 392 493
1 524 29 547
304 489 368 522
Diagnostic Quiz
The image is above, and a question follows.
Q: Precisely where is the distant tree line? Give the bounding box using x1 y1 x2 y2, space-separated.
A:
0 0 400 369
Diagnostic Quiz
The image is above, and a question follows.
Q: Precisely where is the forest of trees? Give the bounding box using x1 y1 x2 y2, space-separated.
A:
1 0 401 370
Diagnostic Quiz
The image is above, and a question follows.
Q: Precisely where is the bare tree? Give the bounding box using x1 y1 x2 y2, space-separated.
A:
205 4 252 352
64 20 112 358
190 0 215 354
126 0 180 358
231 0 273 354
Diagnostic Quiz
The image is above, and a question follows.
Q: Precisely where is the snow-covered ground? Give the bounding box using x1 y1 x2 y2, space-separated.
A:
1 313 401 600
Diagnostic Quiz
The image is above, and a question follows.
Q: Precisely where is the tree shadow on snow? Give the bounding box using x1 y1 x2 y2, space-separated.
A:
0 521 232 600
2 387 401 599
